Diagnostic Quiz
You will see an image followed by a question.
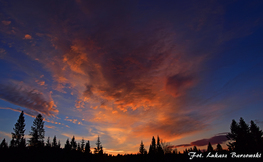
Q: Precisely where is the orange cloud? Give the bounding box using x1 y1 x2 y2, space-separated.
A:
24 34 32 39
46 125 55 129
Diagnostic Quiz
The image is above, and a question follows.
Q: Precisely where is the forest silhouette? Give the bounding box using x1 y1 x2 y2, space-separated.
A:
0 111 263 161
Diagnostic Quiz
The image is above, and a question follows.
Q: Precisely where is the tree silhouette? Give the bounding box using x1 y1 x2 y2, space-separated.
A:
85 140 91 154
46 137 51 147
227 118 263 152
216 143 223 151
9 138 15 148
250 120 263 151
29 114 45 147
193 146 198 152
207 142 213 152
94 136 103 155
0 138 8 149
157 136 164 155
71 136 77 150
11 111 26 148
77 142 81 151
149 136 156 154
81 138 85 152
139 141 146 154
58 140 61 148
52 136 58 148
64 138 71 150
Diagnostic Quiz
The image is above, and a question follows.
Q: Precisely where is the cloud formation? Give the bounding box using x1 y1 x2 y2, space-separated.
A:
0 84 58 117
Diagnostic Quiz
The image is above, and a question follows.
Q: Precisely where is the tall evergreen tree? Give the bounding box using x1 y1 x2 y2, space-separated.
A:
29 114 45 147
94 136 103 154
207 142 213 152
52 136 58 148
81 138 85 152
0 138 8 149
71 136 77 150
227 118 263 152
64 138 71 150
139 141 146 154
10 138 15 148
250 120 263 151
46 137 51 147
216 143 223 151
149 136 156 154
58 140 61 148
85 140 91 154
77 143 81 152
157 136 164 155
11 111 26 147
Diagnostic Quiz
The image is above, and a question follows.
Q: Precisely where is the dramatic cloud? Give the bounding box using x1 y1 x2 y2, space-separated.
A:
0 84 58 117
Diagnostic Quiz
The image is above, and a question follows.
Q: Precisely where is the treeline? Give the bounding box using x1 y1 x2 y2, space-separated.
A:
0 111 263 162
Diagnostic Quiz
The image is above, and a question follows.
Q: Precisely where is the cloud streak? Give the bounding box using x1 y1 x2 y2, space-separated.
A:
0 84 58 117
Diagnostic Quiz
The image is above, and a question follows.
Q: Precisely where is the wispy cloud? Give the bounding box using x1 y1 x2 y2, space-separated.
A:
0 83 58 117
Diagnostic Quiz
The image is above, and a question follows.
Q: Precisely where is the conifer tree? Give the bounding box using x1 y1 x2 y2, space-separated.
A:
78 143 82 152
52 136 58 148
94 136 103 155
139 141 146 154
149 136 156 154
250 120 263 151
58 140 61 148
10 138 15 148
216 143 223 151
0 138 8 149
65 138 71 150
157 136 164 155
207 142 213 152
71 136 77 150
193 146 198 152
85 140 91 154
46 137 51 147
29 114 45 147
81 138 85 152
12 111 26 147
227 118 263 152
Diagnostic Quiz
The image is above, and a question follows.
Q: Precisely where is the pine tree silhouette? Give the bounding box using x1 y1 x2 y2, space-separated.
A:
94 136 103 155
85 140 91 154
216 143 223 151
52 136 58 148
65 138 71 150
71 136 77 150
157 136 164 155
149 136 156 154
227 118 263 152
0 138 8 149
11 111 26 148
58 140 61 148
46 137 51 147
29 114 45 147
207 142 213 152
139 141 146 154
81 138 85 152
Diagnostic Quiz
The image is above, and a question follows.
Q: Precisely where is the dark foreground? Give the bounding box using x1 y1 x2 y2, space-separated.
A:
0 148 262 162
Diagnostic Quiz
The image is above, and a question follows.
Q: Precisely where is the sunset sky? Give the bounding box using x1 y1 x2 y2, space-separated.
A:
0 0 263 154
